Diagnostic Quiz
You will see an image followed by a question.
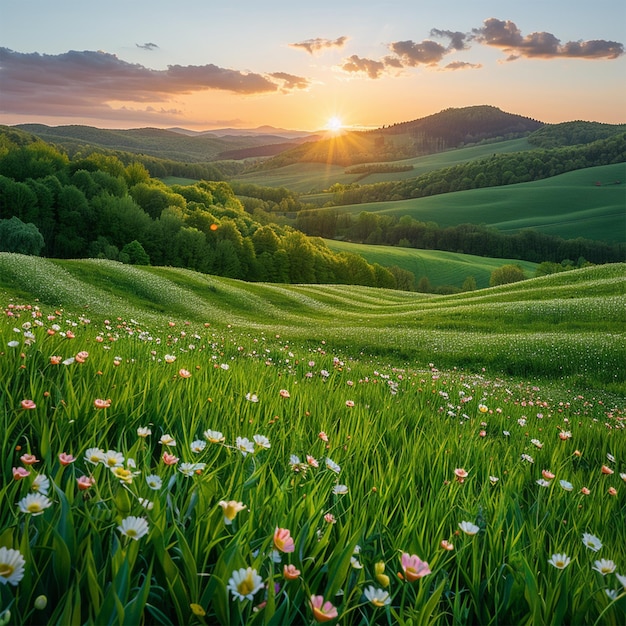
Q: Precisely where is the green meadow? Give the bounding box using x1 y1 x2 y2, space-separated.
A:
1 254 625 624
317 163 626 243
231 139 535 194
323 242 539 290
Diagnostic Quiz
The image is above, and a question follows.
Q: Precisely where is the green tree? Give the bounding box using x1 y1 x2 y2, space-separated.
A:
0 216 45 255
490 264 526 287
120 240 150 265
461 275 477 291
417 276 432 293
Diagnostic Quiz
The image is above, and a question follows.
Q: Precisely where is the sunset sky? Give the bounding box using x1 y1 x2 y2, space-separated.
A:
1 0 625 132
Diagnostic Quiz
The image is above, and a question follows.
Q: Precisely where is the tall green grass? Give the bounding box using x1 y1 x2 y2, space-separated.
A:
0 269 624 624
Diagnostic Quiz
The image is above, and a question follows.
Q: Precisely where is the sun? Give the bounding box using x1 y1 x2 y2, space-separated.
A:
326 116 343 132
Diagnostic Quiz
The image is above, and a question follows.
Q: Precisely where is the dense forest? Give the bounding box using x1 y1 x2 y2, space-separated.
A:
0 131 409 289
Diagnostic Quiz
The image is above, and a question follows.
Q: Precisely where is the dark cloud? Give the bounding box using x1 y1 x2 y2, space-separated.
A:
289 36 348 55
0 48 311 118
338 54 386 79
472 18 624 60
136 42 159 51
430 29 469 51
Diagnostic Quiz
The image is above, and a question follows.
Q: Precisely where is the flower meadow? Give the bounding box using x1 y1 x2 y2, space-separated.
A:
1 301 625 625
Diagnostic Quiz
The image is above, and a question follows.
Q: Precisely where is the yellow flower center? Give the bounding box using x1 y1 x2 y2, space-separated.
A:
126 529 137 538
27 503 42 513
0 564 14 577
237 571 256 596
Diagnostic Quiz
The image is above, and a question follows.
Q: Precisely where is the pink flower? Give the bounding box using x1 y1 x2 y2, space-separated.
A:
77 476 95 491
440 540 454 551
178 369 191 378
310 595 338 622
318 432 329 442
13 467 30 480
163 452 179 466
400 552 431 582
279 389 290 398
608 487 617 496
601 465 614 475
542 470 555 481
345 400 355 408
283 563 301 580
454 468 468 483
273 528 295 553
75 351 89 363
58 453 76 466
20 399 36 410
20 453 39 465
324 513 336 524
93 398 111 409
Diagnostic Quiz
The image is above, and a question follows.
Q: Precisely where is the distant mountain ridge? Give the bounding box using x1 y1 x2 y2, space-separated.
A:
168 125 316 139
13 123 313 163
11 106 625 169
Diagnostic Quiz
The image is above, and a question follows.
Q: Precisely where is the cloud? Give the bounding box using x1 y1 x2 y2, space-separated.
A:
443 61 482 71
430 29 469 51
0 48 311 118
136 42 159 51
388 39 449 66
289 36 348 55
269 72 311 91
338 54 386 79
472 18 624 60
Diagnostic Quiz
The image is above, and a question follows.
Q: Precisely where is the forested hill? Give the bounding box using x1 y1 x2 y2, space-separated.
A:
252 106 544 169
0 131 412 290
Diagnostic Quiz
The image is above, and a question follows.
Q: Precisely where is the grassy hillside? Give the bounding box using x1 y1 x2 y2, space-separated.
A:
323 242 538 289
232 138 534 194
325 163 626 243
1 253 624 390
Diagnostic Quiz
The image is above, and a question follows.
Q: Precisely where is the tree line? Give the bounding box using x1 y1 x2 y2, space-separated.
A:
325 133 626 206
295 210 625 265
0 136 411 290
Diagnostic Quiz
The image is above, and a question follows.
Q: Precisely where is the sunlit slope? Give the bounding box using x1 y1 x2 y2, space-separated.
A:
1 254 624 384
234 138 534 193
323 242 538 289
330 163 626 242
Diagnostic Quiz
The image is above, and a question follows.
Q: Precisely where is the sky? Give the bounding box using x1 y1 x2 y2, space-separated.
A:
1 0 625 132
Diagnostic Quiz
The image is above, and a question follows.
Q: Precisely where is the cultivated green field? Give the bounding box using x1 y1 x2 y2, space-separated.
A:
323 242 538 289
323 163 626 243
233 139 535 194
1 255 625 624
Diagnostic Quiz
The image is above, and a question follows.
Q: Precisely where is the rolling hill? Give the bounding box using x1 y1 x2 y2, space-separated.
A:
321 163 626 244
322 242 539 289
1 253 624 387
12 123 316 163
